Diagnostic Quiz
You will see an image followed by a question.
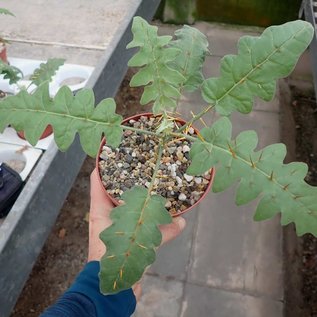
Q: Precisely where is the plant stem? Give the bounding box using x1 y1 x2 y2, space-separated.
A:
175 104 215 133
120 124 158 137
170 132 196 142
148 142 164 193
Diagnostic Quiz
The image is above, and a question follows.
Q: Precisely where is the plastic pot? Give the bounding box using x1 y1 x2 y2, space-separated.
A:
17 125 53 140
0 44 8 63
96 112 215 217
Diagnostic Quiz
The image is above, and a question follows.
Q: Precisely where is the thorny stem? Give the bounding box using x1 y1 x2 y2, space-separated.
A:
175 104 215 133
120 124 158 137
121 120 199 143
148 142 164 193
170 132 196 142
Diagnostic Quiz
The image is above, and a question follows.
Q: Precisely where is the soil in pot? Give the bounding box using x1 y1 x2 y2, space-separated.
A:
98 114 214 216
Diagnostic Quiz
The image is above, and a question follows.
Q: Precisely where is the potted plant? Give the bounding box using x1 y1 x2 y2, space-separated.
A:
13 58 65 139
0 17 315 295
0 8 15 63
2 56 64 137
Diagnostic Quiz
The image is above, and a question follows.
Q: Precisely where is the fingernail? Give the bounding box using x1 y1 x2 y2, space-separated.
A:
174 216 186 231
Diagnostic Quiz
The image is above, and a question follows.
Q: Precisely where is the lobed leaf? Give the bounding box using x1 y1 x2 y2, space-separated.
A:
0 60 23 84
187 117 317 236
127 16 185 114
202 20 314 115
0 8 14 16
0 83 123 156
99 186 172 294
170 25 210 92
30 58 65 86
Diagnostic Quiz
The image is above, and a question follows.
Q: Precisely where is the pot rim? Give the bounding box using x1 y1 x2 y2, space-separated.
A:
96 112 215 217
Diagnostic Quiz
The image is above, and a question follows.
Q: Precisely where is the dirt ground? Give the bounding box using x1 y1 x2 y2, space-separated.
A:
10 73 317 316
282 82 317 317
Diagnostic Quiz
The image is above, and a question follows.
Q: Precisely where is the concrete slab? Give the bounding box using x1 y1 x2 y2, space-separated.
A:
0 0 140 48
188 188 283 300
6 42 103 66
148 210 197 281
181 283 283 317
133 275 184 317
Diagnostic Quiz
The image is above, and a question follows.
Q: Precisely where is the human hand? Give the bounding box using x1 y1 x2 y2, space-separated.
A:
88 169 186 299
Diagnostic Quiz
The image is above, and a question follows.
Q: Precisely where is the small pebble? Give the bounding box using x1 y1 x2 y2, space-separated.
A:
103 146 112 154
184 174 193 182
175 176 183 186
188 127 194 134
99 153 108 161
178 193 186 201
182 145 190 153
165 201 172 208
194 177 202 184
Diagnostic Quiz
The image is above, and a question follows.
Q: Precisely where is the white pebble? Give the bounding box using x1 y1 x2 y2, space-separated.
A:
145 181 151 188
175 176 183 186
170 164 177 172
194 177 202 184
103 146 112 154
118 163 123 168
188 127 195 134
132 152 137 157
184 174 193 182
99 153 108 161
182 145 190 153
165 201 172 208
178 193 186 201
171 171 176 177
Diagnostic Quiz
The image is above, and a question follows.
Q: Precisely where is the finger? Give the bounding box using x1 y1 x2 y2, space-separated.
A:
90 169 114 218
160 217 186 245
132 281 142 301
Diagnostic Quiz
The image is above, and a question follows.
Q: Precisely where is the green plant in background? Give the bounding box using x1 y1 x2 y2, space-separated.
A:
0 6 64 86
0 7 22 84
0 17 314 294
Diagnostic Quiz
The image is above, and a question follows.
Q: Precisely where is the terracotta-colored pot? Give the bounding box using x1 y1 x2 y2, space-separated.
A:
17 125 53 140
96 113 215 217
0 45 8 64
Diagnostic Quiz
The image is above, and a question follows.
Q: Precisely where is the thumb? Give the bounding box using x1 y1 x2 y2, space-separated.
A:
160 217 186 245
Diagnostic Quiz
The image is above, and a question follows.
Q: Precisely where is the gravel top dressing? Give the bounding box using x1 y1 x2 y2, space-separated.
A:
98 115 212 215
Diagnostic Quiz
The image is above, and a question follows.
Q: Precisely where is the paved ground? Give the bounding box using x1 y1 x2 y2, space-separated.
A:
0 2 312 316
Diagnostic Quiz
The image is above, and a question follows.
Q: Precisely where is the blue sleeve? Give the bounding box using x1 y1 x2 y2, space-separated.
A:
41 261 136 317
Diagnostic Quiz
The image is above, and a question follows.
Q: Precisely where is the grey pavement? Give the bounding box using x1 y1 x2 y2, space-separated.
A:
134 22 287 317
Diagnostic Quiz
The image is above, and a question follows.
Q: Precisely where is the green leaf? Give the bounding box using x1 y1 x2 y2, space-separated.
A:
0 60 22 84
170 25 210 92
0 83 123 156
30 58 65 86
202 20 314 115
127 16 185 114
99 186 172 294
0 8 14 16
187 117 317 236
